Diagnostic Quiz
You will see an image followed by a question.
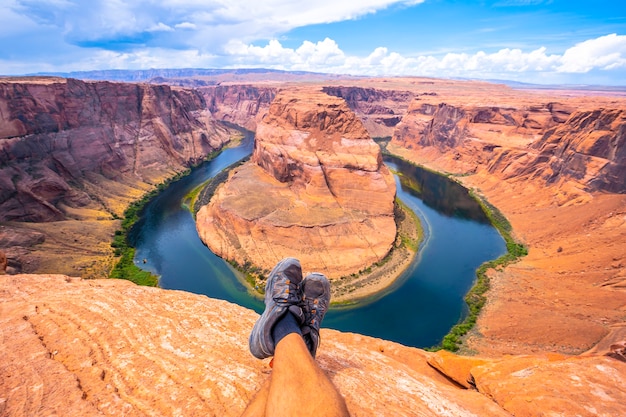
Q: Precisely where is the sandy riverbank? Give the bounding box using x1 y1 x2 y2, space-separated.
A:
329 200 422 305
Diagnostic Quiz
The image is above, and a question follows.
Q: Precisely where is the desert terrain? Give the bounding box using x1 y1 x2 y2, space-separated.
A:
1 73 625 416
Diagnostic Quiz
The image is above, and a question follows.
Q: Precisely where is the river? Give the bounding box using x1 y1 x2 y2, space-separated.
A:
131 132 505 348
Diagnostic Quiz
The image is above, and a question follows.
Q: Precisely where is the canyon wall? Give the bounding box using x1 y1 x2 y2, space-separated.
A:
0 77 231 223
199 84 415 137
392 97 626 194
322 85 414 137
199 85 277 131
196 89 397 279
0 77 231 277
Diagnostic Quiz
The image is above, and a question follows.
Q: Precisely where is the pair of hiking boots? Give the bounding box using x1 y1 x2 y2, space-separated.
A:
249 257 330 359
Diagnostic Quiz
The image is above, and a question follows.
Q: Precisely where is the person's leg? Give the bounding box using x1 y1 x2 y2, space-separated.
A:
240 377 270 417
243 259 349 416
265 333 350 417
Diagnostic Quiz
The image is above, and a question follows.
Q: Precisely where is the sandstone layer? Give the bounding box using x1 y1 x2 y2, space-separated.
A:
0 77 230 222
3 273 626 417
0 77 231 276
200 85 277 131
197 89 397 279
321 85 414 137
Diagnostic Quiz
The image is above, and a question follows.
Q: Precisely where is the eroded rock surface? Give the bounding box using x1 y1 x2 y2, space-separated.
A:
392 92 626 193
2 273 625 417
0 249 6 273
0 77 230 223
196 89 396 278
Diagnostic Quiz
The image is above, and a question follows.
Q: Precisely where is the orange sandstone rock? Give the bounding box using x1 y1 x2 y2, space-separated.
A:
386 81 626 356
2 273 625 417
196 89 396 278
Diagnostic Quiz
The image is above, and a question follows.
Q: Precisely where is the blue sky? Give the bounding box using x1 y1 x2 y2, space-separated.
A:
1 0 625 85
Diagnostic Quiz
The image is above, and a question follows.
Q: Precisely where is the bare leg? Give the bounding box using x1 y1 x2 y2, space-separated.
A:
241 377 270 417
265 333 350 417
243 259 346 416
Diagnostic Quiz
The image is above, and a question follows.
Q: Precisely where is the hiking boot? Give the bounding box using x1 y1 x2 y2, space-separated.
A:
249 257 304 359
300 272 331 358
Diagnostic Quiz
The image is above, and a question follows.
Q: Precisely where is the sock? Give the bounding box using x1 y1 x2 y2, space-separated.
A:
272 311 302 347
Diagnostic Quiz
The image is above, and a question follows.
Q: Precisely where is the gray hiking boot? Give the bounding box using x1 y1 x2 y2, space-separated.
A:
249 257 304 359
300 272 331 358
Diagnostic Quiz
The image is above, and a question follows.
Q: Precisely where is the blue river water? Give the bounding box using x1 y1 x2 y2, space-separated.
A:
131 133 505 348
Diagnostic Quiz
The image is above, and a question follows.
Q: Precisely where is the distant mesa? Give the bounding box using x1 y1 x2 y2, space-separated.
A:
196 89 397 279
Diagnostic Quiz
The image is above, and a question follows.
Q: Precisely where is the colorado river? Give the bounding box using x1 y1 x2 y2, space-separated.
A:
131 132 505 348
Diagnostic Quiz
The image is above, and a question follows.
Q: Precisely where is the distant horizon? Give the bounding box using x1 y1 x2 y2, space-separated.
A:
9 67 626 89
2 0 624 86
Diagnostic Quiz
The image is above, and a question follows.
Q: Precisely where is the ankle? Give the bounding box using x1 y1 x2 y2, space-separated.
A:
271 311 302 347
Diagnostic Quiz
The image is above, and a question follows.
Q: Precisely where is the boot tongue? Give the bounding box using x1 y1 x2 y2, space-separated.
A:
283 263 303 284
288 304 305 325
306 280 325 298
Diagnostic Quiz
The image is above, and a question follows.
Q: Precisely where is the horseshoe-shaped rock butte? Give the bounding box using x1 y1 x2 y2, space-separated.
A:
196 89 397 280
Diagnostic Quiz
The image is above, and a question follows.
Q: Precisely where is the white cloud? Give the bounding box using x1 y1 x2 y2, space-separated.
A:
558 34 626 73
174 22 196 30
220 34 626 84
148 22 174 33
6 0 423 50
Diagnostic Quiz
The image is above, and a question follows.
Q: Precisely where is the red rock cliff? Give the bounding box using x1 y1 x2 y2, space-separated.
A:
199 85 277 131
0 78 231 222
392 95 626 193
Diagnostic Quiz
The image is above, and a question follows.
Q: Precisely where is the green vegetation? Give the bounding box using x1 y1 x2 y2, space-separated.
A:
433 190 528 352
185 157 248 218
109 193 160 286
109 149 222 286
228 259 269 295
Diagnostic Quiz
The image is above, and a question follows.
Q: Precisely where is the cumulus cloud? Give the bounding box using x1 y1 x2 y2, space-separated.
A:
7 0 423 51
223 34 626 83
558 34 626 73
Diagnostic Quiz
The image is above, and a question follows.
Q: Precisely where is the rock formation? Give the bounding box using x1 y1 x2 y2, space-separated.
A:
0 77 231 223
322 86 414 137
392 93 626 193
200 84 415 137
200 85 277 131
196 89 397 278
2 273 625 417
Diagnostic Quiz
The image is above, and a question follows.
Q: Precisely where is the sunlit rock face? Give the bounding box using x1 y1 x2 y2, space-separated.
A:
393 97 626 193
196 89 397 278
0 77 230 222
3 273 626 417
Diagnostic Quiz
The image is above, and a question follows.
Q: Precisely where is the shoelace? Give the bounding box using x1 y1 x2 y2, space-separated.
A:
273 277 301 305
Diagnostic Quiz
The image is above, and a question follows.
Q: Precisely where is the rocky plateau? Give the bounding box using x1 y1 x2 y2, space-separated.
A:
196 89 397 279
2 273 625 417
